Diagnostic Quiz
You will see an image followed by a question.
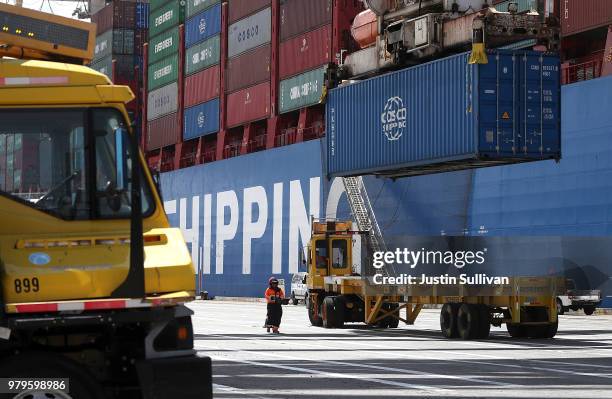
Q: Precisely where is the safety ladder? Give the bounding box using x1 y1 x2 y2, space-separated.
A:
342 176 387 254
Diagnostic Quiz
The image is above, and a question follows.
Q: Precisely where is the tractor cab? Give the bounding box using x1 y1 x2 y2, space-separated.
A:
307 220 362 290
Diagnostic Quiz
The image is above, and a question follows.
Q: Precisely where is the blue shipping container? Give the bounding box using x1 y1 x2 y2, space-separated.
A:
136 2 150 29
184 98 220 140
326 50 561 178
185 3 222 48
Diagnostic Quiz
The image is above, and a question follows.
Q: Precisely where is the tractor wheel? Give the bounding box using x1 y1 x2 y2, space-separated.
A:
456 304 480 340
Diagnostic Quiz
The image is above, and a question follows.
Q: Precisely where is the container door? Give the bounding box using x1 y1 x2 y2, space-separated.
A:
519 53 561 156
478 52 519 156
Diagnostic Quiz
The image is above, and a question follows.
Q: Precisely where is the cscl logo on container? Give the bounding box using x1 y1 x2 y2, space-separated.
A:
197 111 205 128
381 96 407 141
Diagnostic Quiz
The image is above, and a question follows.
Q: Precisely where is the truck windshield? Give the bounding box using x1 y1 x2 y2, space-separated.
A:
0 108 154 220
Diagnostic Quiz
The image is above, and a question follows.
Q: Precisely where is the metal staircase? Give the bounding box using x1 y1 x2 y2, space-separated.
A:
342 176 387 254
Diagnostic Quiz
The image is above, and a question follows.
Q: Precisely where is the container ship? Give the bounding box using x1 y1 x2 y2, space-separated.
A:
81 0 612 304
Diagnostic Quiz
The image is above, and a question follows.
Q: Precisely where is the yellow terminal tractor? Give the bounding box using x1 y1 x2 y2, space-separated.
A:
306 219 563 340
0 4 211 398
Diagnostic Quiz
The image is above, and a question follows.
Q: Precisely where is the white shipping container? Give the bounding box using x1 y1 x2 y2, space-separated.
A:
147 82 179 122
227 7 271 58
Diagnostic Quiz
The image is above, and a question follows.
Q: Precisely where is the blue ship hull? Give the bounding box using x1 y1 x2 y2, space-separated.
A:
161 76 612 306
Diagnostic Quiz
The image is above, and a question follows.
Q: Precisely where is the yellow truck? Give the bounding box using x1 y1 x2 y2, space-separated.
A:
306 220 562 340
0 4 211 398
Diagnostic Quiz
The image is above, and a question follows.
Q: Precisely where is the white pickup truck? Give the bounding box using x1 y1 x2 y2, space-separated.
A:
290 272 309 305
557 279 601 315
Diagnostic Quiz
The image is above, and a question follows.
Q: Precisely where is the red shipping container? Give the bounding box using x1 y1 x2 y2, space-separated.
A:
561 0 612 36
146 112 181 151
185 65 221 108
280 0 332 41
226 44 271 93
92 1 137 35
228 0 271 24
226 81 271 128
279 24 332 79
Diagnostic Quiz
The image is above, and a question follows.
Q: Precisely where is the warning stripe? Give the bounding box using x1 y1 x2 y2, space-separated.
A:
0 77 69 86
13 299 157 314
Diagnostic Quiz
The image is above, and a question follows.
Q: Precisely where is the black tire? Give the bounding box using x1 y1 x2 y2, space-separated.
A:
475 304 491 339
527 318 559 339
440 303 460 338
322 296 337 328
556 298 564 315
0 352 107 399
376 303 399 328
583 305 595 315
456 304 480 340
307 296 323 327
291 294 298 306
507 323 527 338
332 296 346 328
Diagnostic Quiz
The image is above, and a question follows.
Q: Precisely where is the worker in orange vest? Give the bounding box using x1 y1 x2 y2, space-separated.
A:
264 277 284 334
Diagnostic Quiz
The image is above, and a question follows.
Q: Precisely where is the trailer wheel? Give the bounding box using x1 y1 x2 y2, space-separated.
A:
556 298 564 315
475 304 491 339
457 304 480 340
307 296 323 327
583 305 595 315
440 303 460 338
376 303 399 328
0 352 107 399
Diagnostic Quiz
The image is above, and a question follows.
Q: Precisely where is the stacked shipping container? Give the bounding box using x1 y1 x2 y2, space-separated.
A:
144 0 364 170
277 0 332 114
226 2 272 128
558 0 612 84
90 0 148 120
146 0 185 150
183 0 222 140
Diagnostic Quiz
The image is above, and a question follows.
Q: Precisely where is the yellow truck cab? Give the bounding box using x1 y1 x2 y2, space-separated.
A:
0 4 211 398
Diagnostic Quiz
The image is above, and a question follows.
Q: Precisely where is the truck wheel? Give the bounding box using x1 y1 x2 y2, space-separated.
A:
440 303 459 338
308 296 323 327
475 304 491 339
456 304 480 340
322 296 338 328
332 296 346 328
291 293 298 306
556 298 564 315
583 305 595 315
507 323 527 338
0 352 107 399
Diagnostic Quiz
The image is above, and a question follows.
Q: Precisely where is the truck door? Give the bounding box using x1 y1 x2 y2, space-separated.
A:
330 238 352 276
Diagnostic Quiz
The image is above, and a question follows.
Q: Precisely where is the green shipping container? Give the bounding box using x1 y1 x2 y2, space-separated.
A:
149 1 185 38
90 55 113 79
93 30 113 61
148 54 179 91
185 35 220 75
279 66 327 114
150 0 172 11
149 27 180 65
186 0 220 19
